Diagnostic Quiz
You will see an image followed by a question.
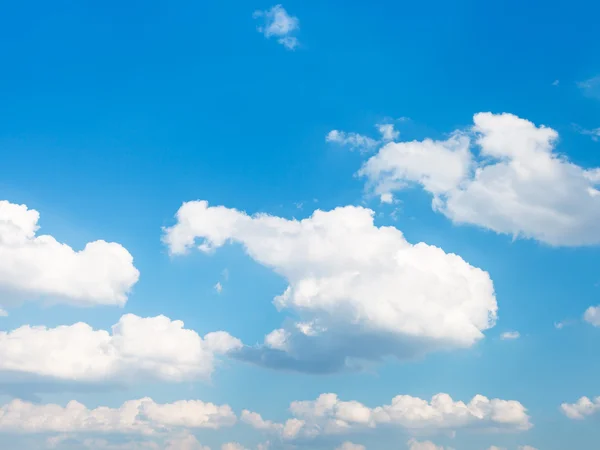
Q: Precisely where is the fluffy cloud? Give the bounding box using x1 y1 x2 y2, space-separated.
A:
242 392 531 440
561 396 600 419
45 433 211 450
359 113 600 246
336 443 365 450
500 331 520 340
0 397 236 434
253 5 299 50
0 314 241 383
0 200 139 309
583 306 600 326
518 446 538 450
164 202 497 373
407 439 446 450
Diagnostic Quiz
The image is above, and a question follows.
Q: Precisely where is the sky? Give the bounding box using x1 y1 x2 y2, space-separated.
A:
0 1 599 449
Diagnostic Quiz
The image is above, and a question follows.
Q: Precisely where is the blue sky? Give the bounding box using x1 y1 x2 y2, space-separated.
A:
0 1 599 449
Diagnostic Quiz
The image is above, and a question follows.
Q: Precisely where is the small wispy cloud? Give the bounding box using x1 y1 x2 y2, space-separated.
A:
0 308 7 317
500 331 520 340
253 5 300 50
552 79 560 86
326 123 400 153
214 281 223 294
577 75 600 99
573 124 600 142
326 130 380 152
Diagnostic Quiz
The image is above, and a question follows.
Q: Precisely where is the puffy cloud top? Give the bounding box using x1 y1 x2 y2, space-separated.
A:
0 200 139 308
0 314 241 383
360 113 600 246
164 202 497 373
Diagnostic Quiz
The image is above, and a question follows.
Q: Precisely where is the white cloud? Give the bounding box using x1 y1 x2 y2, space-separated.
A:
359 112 600 246
0 397 236 434
214 282 223 294
500 331 520 340
487 447 506 450
0 314 241 383
253 5 299 50
326 130 380 152
561 396 600 419
377 124 400 141
552 80 559 86
326 124 399 153
518 446 538 450
242 392 531 440
574 125 600 142
578 75 600 99
336 442 365 450
0 308 7 317
221 443 247 450
164 201 497 373
0 200 139 309
45 433 210 450
584 306 600 326
407 439 446 450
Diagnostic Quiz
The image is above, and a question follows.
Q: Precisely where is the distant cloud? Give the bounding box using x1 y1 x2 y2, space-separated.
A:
578 75 600 99
407 439 447 450
584 305 600 326
326 130 380 153
241 392 532 440
0 397 236 434
574 124 600 142
500 331 520 340
326 123 400 153
552 80 560 86
214 282 223 294
0 309 7 317
253 5 299 50
336 443 365 450
561 396 600 419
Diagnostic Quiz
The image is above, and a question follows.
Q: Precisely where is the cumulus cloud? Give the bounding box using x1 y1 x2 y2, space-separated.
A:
583 306 600 326
561 396 600 419
0 397 235 434
0 314 241 384
500 331 520 340
253 5 299 50
518 446 538 450
336 442 365 450
359 113 600 246
242 392 531 440
0 200 139 309
407 439 446 450
164 202 497 373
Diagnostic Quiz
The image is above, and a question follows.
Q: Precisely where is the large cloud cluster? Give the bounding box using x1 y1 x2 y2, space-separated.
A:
164 202 497 373
358 113 600 246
